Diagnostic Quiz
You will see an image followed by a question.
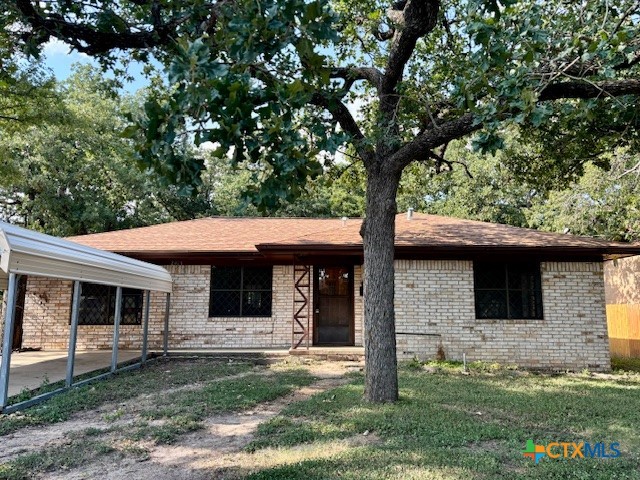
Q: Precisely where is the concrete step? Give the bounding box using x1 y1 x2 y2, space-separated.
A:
288 347 365 362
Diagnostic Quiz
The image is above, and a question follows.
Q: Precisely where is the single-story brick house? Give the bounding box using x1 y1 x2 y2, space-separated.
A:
11 213 640 370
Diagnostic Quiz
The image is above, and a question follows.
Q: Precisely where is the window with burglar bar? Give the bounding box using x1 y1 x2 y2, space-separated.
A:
473 262 543 320
73 282 143 325
209 266 272 317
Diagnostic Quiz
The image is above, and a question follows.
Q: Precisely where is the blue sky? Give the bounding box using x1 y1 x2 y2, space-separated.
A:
43 39 151 93
42 38 365 120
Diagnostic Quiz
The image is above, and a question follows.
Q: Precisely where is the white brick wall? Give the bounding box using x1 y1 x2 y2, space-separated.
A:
394 260 610 371
14 264 365 351
9 260 610 370
158 264 295 348
354 265 364 346
20 276 148 350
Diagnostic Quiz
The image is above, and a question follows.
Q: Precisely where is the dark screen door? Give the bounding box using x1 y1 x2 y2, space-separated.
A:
314 266 353 345
12 275 27 351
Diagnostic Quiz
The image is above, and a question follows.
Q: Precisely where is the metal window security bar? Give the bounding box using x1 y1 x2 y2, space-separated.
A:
474 262 543 320
76 283 144 326
0 221 172 414
209 266 272 317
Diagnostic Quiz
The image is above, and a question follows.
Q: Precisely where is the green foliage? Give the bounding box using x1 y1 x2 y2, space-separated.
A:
0 66 157 234
527 152 640 241
0 31 60 137
127 0 340 207
4 1 640 220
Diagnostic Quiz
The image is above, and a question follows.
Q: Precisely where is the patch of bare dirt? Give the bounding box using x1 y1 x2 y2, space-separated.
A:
7 360 360 479
0 368 263 464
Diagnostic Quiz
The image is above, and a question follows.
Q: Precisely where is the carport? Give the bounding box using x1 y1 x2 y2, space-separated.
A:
0 221 173 413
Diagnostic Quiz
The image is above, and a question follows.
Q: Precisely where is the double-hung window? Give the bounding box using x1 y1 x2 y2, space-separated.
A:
474 262 543 319
209 266 272 317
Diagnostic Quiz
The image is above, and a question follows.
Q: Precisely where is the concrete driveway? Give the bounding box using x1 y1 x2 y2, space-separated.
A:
2 350 142 397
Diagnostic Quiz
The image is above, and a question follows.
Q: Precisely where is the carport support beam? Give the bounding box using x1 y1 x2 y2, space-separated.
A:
66 281 82 387
163 293 170 357
111 286 123 373
0 273 19 409
141 290 150 363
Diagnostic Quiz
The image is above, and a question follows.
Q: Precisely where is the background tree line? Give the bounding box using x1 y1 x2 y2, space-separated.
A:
2 64 638 241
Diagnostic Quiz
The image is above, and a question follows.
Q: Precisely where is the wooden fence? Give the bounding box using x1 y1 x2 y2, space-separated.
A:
607 304 640 358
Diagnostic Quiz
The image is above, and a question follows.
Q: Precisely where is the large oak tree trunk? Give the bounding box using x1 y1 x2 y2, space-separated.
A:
362 165 401 402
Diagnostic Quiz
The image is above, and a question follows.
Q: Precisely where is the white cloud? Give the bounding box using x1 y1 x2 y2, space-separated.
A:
43 38 88 58
345 96 368 122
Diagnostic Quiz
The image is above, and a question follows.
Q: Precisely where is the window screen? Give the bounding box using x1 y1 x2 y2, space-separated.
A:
209 266 272 317
75 283 143 325
474 262 543 319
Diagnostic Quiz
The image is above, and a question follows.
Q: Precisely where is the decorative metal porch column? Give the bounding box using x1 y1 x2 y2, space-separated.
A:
291 263 311 350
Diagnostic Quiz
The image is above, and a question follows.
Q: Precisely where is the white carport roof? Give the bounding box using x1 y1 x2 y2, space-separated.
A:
0 221 172 292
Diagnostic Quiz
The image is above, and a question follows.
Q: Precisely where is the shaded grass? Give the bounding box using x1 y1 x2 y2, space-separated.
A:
612 357 640 373
0 438 116 480
123 368 315 445
246 364 640 479
128 416 202 444
0 359 253 436
142 369 315 422
0 362 317 478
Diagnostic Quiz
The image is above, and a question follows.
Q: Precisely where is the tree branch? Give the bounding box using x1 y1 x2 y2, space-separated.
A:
13 0 199 54
310 93 375 166
388 113 478 171
380 0 440 96
539 78 640 101
331 67 383 91
378 0 440 157
388 77 640 172
427 149 473 178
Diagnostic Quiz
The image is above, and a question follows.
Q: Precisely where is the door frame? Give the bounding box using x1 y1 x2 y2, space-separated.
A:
313 265 355 346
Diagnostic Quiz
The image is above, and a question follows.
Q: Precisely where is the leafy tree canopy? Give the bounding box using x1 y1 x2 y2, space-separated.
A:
5 0 640 402
0 66 175 234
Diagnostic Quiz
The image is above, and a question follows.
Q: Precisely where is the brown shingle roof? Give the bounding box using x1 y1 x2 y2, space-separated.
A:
67 217 351 254
68 213 640 257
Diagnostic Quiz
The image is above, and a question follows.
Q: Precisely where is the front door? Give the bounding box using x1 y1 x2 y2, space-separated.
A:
314 266 354 346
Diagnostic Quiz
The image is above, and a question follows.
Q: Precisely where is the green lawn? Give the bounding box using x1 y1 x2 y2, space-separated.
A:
0 359 315 479
244 363 640 480
0 357 255 435
1 359 639 480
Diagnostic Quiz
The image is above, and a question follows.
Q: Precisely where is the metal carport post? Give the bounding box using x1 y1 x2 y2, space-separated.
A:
163 293 171 357
111 287 123 373
141 290 151 363
0 273 19 407
65 281 82 387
